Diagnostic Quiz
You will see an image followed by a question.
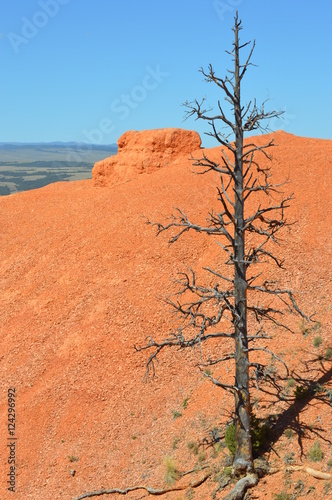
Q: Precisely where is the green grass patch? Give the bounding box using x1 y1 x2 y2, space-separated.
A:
313 336 323 347
308 441 324 462
164 456 180 485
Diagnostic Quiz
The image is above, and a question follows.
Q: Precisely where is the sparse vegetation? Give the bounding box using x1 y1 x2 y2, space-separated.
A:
324 483 331 496
284 429 293 439
164 456 179 485
283 452 295 464
187 441 199 455
273 493 292 500
225 423 236 456
299 318 311 336
209 426 220 443
324 348 332 360
224 466 232 477
68 455 79 462
213 441 224 457
185 488 194 500
172 410 182 420
182 398 190 409
286 378 296 388
225 414 270 456
308 441 324 462
313 321 322 332
295 385 309 400
313 336 323 347
172 437 180 450
250 414 271 453
313 383 325 394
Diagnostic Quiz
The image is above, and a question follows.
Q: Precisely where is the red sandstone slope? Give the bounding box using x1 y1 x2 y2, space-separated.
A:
0 130 331 500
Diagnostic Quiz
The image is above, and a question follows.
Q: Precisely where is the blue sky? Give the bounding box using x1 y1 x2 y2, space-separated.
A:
0 0 331 147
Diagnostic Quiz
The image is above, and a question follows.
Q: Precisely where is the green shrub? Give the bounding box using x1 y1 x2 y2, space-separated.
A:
286 378 296 388
250 413 270 453
225 423 236 455
313 383 325 394
224 414 270 456
224 466 232 477
308 441 324 462
313 336 323 347
295 385 309 400
68 455 79 462
324 348 332 360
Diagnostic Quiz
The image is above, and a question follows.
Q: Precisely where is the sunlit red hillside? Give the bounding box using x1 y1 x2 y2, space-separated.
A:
0 129 331 499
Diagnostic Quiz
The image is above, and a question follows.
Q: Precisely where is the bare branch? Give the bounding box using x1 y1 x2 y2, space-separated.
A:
200 64 235 103
248 347 289 376
135 328 235 380
204 267 234 284
74 467 212 499
243 100 284 132
200 353 235 366
200 368 237 394
147 208 234 245
242 139 275 159
243 196 293 230
190 151 234 175
239 40 256 81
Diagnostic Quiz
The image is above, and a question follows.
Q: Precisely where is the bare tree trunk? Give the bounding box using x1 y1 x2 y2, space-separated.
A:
232 19 253 474
139 9 311 481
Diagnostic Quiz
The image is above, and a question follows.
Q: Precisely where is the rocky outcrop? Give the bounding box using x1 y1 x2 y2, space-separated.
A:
92 128 201 186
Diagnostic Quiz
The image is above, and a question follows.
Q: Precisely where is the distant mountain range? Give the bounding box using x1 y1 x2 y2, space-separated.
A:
0 142 118 195
0 141 117 163
0 141 117 148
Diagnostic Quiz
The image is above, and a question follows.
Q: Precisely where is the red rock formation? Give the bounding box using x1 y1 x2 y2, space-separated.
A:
92 128 202 186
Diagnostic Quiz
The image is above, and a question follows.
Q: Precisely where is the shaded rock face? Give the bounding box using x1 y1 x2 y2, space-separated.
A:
92 128 202 186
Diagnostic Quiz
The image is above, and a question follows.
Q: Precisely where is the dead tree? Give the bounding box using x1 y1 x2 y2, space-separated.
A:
136 12 310 478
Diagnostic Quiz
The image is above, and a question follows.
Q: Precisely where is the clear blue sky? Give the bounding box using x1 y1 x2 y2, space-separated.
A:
1 0 331 147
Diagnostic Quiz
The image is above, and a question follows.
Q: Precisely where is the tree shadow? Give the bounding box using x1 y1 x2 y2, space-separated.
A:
256 358 332 458
199 357 331 464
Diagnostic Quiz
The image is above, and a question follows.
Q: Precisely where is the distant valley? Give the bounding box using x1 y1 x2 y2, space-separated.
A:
0 142 117 195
